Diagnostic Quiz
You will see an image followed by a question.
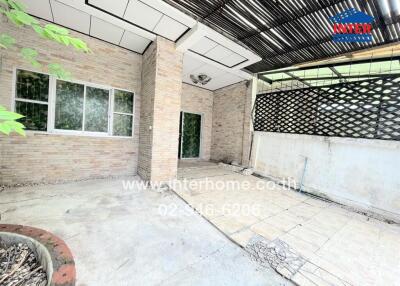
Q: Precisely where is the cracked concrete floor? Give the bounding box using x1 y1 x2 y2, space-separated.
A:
0 177 291 286
176 163 400 286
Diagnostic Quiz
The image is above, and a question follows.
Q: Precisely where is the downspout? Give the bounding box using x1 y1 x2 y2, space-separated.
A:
247 75 258 167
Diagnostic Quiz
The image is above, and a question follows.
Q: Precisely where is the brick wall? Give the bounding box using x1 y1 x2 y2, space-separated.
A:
211 81 252 165
0 19 142 186
0 134 136 185
137 41 156 181
181 84 214 160
138 37 183 182
0 17 254 185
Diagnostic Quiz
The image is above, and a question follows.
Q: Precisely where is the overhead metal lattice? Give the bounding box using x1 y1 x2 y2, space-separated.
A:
257 56 400 93
164 0 400 72
254 75 400 141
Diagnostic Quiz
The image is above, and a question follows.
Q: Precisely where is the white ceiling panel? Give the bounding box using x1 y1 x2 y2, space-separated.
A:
205 73 244 90
124 0 163 31
190 37 218 55
153 16 187 41
88 0 129 17
189 63 226 79
90 17 124 45
51 0 90 34
183 54 205 75
20 0 53 21
205 45 233 62
219 53 247 67
120 31 151 53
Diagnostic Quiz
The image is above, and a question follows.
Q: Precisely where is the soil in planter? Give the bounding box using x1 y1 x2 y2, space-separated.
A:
0 243 47 286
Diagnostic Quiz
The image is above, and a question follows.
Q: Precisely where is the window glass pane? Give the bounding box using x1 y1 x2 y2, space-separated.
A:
16 70 49 101
85 87 109 132
15 101 47 131
114 90 134 113
55 80 84 130
113 114 132 136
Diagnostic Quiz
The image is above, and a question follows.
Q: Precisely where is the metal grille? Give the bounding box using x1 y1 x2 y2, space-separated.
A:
254 75 400 140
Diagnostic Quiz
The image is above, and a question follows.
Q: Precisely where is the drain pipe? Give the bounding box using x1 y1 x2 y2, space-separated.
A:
299 156 308 193
247 75 258 167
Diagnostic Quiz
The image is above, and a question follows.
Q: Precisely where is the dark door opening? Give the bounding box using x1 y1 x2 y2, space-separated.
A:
179 112 201 159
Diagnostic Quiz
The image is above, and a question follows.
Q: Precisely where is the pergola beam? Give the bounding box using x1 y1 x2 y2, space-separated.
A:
258 55 400 76
265 73 400 83
259 74 272 84
203 0 232 20
284 71 312 87
329 67 347 82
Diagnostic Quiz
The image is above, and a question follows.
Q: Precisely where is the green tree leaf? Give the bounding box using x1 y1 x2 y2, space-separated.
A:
0 33 15 48
70 38 91 53
6 9 38 26
7 0 25 11
45 24 69 36
48 63 72 80
20 47 41 67
0 0 8 13
0 109 24 120
0 121 26 136
32 24 45 37
0 122 12 135
14 126 26 136
0 105 26 136
1 0 92 82
60 36 70 46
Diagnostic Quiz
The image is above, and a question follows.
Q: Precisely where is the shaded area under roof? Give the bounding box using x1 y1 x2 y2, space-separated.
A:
164 0 400 73
257 56 400 93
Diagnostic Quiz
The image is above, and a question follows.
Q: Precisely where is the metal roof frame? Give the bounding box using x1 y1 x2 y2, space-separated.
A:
164 0 400 73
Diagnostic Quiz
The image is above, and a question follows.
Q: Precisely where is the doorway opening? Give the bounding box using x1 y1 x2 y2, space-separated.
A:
179 111 202 159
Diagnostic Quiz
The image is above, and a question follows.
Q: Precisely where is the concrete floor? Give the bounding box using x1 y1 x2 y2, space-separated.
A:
0 177 290 285
175 163 400 286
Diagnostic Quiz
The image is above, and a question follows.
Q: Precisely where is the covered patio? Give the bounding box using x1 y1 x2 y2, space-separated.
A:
1 0 400 285
1 162 399 285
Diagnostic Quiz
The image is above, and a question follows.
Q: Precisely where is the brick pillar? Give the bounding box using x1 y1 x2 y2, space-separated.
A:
138 37 183 183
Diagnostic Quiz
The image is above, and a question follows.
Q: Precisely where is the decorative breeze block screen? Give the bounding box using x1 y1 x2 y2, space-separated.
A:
254 76 400 141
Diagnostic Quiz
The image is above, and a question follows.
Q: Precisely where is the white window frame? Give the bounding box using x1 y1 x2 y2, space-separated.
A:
111 88 135 137
50 79 112 136
12 68 135 138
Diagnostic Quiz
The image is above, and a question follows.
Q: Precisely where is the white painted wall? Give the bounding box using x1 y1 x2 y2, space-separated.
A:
252 131 400 221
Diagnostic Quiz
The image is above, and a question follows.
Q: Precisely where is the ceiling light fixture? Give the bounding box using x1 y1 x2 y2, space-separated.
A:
190 73 212 85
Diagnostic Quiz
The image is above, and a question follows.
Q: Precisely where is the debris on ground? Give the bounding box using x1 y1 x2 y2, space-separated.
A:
241 167 254 176
0 243 47 286
246 236 306 279
218 162 254 175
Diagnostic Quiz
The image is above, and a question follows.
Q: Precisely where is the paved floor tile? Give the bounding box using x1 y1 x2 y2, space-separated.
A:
177 163 400 286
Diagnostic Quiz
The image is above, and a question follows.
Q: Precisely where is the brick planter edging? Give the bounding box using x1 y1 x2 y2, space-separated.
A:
0 224 76 286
